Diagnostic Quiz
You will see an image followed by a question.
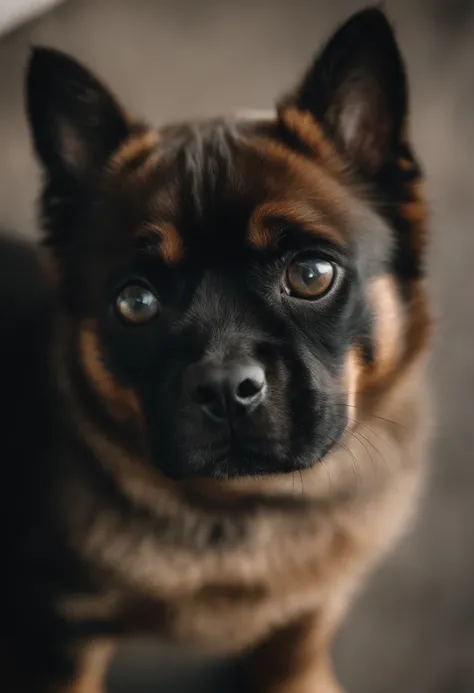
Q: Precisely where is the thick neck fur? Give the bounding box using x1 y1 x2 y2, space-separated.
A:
52 317 430 649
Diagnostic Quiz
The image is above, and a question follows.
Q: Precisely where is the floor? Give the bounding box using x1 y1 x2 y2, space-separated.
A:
1 0 474 691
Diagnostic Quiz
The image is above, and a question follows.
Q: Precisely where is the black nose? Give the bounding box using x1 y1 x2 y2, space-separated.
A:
186 359 267 423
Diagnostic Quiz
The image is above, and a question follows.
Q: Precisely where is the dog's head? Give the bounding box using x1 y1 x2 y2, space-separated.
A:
26 8 429 482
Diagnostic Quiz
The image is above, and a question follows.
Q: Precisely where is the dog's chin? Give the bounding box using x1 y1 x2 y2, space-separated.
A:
153 417 347 481
158 452 289 481
157 444 329 482
193 453 292 480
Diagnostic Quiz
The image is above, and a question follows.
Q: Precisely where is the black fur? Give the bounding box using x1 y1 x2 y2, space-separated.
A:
0 7 425 689
295 7 408 174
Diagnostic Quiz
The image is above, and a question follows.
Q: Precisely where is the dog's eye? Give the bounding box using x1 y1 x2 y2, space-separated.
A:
116 284 159 324
285 254 336 299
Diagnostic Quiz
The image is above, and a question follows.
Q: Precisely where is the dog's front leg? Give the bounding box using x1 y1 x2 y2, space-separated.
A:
242 611 344 693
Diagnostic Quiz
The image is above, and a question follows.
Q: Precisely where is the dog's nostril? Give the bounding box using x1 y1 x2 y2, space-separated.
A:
186 359 267 422
236 378 262 400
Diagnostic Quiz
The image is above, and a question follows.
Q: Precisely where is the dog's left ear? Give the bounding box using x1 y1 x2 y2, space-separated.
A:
26 47 131 180
285 7 407 174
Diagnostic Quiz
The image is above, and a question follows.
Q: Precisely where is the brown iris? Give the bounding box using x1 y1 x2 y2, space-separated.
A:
286 255 336 299
116 284 159 324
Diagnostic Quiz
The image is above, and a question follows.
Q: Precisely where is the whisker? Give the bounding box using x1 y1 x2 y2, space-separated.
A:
341 441 363 484
299 469 305 496
347 417 399 456
350 429 380 477
319 456 333 490
323 430 363 484
335 401 408 431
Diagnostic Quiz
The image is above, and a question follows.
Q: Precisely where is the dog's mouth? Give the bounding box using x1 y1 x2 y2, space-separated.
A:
159 434 293 480
199 444 289 479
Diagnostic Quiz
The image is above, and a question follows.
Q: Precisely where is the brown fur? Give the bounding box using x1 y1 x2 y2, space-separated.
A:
78 323 143 423
249 200 345 250
47 145 429 693
107 130 159 175
52 104 429 693
8 8 433 693
61 643 113 693
139 221 184 264
278 105 347 178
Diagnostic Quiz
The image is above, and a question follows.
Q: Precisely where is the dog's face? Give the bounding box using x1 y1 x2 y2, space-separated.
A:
26 9 427 481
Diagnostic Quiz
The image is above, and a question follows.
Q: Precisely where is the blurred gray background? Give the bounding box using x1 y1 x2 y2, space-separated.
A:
1 0 473 691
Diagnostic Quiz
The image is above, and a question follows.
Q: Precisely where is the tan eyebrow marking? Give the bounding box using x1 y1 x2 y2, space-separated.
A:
139 222 184 265
248 201 345 250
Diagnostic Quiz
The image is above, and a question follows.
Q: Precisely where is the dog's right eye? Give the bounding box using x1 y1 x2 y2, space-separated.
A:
284 254 337 300
115 284 159 325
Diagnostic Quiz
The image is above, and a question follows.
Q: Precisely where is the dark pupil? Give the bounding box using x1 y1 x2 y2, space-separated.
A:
299 260 328 286
124 287 154 314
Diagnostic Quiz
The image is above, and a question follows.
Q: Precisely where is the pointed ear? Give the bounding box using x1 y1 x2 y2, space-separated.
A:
26 47 131 179
288 8 407 174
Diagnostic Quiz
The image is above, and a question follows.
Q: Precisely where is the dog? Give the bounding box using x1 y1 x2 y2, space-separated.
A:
1 6 431 692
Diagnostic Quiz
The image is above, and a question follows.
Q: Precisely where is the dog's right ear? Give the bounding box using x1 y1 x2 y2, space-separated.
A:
280 8 408 176
26 47 131 180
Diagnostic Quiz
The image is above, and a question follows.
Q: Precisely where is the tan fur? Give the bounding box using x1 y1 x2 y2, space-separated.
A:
364 275 404 385
351 267 431 417
244 135 353 220
62 355 429 654
13 14 434 693
249 200 345 250
345 347 361 414
79 323 143 423
278 105 348 177
107 131 159 175
397 156 413 171
401 179 429 260
29 40 432 693
48 311 431 693
56 180 431 693
139 221 184 264
2 642 112 693
244 612 344 693
59 235 431 693
60 642 114 693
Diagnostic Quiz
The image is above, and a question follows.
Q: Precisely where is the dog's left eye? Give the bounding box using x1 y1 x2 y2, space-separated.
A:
285 254 336 299
115 284 159 324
